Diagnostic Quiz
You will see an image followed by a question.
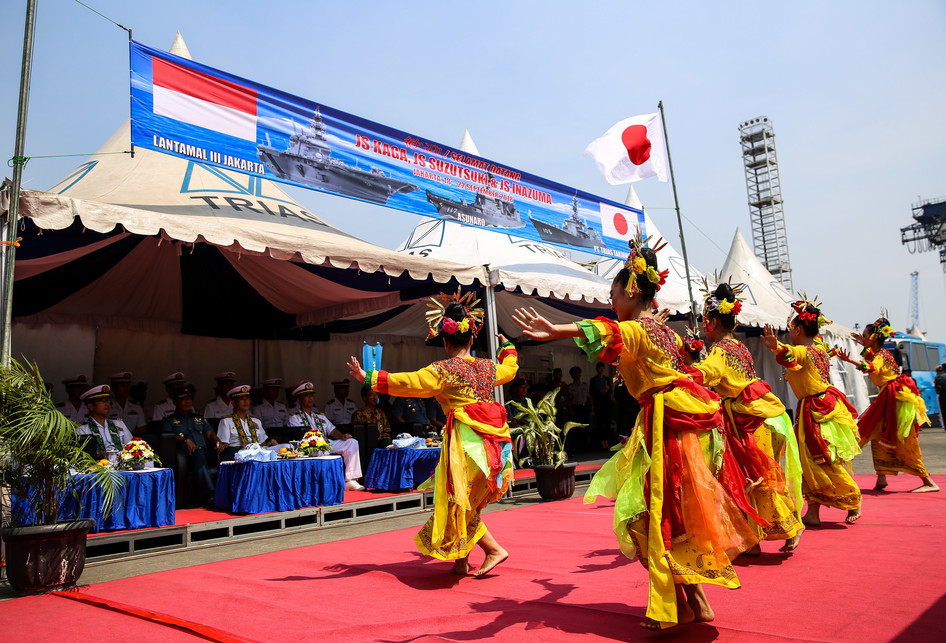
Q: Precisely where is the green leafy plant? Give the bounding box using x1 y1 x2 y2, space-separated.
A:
0 358 121 527
508 388 585 468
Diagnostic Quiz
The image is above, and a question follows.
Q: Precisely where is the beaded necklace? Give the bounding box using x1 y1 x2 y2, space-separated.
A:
232 413 258 443
87 417 124 453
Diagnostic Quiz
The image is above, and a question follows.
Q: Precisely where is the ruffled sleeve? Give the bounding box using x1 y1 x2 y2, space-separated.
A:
495 341 519 386
775 342 804 371
574 317 624 364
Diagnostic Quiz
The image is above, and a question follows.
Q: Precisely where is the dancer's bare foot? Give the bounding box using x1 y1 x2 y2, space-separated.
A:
873 474 888 491
779 529 803 553
452 557 470 575
639 598 695 630
474 547 508 577
743 543 762 557
845 508 861 524
802 503 821 527
685 586 715 623
910 480 940 493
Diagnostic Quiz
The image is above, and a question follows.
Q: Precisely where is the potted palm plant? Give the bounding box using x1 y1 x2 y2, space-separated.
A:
508 389 585 500
0 358 119 595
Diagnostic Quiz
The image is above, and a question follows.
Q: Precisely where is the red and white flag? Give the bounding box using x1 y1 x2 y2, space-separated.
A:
599 203 642 241
152 57 258 141
584 113 669 185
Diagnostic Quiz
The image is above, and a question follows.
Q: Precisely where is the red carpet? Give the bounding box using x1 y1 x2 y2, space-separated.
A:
4 474 945 641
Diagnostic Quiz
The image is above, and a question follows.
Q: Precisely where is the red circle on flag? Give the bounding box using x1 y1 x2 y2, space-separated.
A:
621 125 652 166
612 211 629 236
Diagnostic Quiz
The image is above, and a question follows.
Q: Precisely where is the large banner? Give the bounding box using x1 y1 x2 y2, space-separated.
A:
130 40 643 259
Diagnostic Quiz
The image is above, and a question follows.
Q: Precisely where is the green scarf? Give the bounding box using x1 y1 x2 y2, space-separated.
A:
88 417 124 453
232 413 258 444
298 410 326 434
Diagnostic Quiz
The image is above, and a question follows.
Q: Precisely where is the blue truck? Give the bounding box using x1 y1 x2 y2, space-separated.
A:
885 334 946 420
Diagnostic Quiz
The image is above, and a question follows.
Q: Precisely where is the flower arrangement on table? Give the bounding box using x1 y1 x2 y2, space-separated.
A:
117 437 161 470
297 429 332 456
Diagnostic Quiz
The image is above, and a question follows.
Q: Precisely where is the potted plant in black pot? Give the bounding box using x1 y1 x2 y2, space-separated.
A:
0 358 119 595
509 389 585 500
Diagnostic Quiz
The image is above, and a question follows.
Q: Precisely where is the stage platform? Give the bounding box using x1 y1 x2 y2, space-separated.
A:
20 463 603 570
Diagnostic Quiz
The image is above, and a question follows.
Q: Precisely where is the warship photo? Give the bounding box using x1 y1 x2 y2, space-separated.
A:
257 110 417 205
425 184 525 228
529 196 604 249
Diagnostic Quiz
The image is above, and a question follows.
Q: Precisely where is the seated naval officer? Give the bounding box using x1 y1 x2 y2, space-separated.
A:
251 377 290 429
57 374 91 424
203 371 237 421
108 371 146 434
390 395 431 435
323 378 358 425
216 384 280 461
163 383 222 506
75 384 133 460
288 381 364 490
152 372 186 422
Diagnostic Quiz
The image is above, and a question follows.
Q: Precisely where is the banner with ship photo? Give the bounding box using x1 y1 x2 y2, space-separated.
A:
129 40 645 259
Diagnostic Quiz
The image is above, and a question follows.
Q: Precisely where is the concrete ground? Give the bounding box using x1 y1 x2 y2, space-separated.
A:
4 429 945 599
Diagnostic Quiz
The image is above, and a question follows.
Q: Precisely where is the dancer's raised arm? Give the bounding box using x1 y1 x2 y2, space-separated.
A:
511 307 581 342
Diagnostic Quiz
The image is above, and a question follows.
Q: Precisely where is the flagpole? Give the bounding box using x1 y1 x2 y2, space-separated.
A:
657 101 698 325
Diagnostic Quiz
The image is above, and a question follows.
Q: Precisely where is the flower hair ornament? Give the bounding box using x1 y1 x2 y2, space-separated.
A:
623 228 669 296
699 273 746 318
682 327 705 355
788 291 832 329
868 310 894 343
425 289 485 340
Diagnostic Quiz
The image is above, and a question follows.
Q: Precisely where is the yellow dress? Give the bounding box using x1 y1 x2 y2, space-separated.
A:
579 317 757 629
692 339 803 540
855 347 930 477
774 341 862 510
366 343 518 560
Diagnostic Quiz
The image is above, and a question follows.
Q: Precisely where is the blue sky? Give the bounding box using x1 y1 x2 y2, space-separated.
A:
2 1 945 339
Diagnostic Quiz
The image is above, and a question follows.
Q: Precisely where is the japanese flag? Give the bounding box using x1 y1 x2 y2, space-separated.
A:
584 113 669 185
599 202 643 241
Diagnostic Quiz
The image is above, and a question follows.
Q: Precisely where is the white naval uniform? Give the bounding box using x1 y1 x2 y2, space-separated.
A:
109 398 146 433
251 399 289 429
58 400 89 424
75 417 133 453
203 397 232 420
288 410 362 481
323 398 358 425
152 398 175 422
217 415 267 448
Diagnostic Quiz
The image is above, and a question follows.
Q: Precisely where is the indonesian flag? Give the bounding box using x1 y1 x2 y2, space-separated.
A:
599 202 643 241
151 57 258 141
584 113 669 185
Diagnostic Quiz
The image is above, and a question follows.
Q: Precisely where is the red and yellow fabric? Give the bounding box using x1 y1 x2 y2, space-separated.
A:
692 340 802 540
775 341 862 510
366 344 518 560
578 318 757 629
855 348 930 477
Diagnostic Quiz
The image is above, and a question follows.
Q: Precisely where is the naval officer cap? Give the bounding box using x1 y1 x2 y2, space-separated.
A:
163 372 185 386
292 381 315 398
80 384 111 402
227 384 252 399
171 383 196 399
109 371 133 383
215 371 237 383
62 374 90 388
332 378 350 387
262 377 283 388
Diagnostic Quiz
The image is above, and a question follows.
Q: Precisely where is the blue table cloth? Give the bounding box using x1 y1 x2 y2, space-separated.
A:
214 456 345 514
21 468 176 533
365 448 441 491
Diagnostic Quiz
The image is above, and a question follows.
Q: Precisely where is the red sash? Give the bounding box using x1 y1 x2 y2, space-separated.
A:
798 387 857 464
443 401 511 495
857 375 920 446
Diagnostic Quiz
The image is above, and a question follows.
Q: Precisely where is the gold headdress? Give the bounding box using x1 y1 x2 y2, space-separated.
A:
425 289 485 340
622 227 669 296
699 272 747 318
788 291 832 328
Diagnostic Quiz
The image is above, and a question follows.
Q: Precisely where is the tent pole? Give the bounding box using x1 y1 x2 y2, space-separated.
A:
658 101 698 326
252 338 261 386
1 0 38 366
483 269 504 406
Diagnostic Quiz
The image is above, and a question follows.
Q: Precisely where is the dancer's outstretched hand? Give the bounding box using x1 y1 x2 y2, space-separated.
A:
654 307 671 324
347 356 367 382
497 333 509 345
762 324 778 351
836 347 854 363
512 307 556 341
850 331 867 347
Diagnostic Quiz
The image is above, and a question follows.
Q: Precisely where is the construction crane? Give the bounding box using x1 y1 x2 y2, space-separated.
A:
909 270 920 330
901 196 946 271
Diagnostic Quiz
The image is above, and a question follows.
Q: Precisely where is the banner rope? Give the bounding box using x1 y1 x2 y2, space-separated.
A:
73 0 131 34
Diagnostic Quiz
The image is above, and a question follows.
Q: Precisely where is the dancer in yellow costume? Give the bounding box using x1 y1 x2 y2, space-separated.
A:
347 291 518 577
513 238 758 631
692 281 803 553
762 296 863 526
837 315 938 493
